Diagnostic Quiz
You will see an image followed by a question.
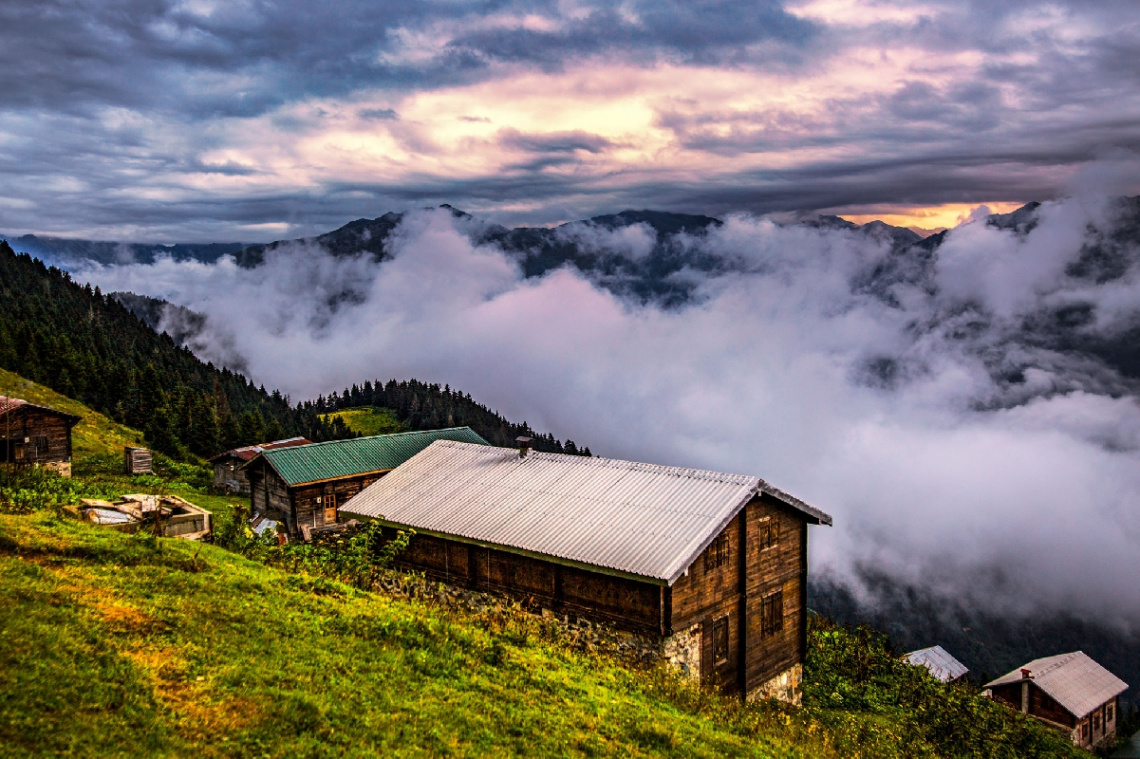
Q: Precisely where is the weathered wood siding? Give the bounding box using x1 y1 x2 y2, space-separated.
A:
245 464 386 536
387 530 663 633
668 513 745 692
1 407 73 465
213 458 251 494
743 496 806 694
666 494 809 697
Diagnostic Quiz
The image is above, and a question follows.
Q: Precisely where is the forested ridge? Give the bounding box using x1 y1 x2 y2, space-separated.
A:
0 241 589 459
317 380 591 455
0 241 340 457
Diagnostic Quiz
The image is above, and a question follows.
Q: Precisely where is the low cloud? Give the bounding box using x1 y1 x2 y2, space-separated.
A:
73 195 1140 631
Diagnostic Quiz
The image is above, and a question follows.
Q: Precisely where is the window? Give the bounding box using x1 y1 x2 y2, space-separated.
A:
759 516 779 550
712 617 729 663
1094 713 1101 732
704 533 730 572
761 590 784 637
1082 722 1090 740
1107 704 1114 722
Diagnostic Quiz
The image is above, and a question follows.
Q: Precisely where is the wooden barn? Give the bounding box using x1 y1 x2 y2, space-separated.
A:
208 436 312 494
985 652 1128 750
243 427 488 538
340 439 832 704
0 396 81 477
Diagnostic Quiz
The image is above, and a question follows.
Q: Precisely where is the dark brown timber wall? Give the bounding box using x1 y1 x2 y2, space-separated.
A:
667 494 808 696
0 407 73 465
387 530 663 634
246 461 385 536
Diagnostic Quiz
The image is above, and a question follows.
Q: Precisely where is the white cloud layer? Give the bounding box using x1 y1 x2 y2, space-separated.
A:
73 197 1140 629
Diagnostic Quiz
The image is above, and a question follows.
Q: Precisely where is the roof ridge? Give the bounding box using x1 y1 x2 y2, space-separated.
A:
268 426 475 454
439 440 759 484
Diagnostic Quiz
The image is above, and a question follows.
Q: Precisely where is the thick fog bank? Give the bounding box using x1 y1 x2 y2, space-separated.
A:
72 198 1140 631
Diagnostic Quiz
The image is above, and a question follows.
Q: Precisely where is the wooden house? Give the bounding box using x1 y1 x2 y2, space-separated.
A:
340 440 832 704
242 427 488 538
124 446 153 475
208 437 312 494
0 396 80 477
985 652 1128 750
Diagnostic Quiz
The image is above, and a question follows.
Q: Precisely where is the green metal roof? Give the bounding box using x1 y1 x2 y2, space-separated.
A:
252 427 489 487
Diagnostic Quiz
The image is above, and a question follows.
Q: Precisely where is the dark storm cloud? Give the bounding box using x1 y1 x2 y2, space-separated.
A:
2 0 1140 238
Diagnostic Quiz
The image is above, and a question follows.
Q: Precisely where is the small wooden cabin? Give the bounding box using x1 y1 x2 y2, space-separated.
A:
242 427 488 538
985 652 1128 750
340 440 832 704
0 396 80 477
208 437 312 494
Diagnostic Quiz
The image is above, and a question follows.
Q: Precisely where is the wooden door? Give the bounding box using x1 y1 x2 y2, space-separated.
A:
323 493 337 525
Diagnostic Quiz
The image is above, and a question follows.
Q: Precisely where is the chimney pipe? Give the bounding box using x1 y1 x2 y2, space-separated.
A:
516 436 533 458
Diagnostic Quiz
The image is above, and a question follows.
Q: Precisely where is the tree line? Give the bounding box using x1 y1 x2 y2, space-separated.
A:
316 379 591 456
0 241 344 458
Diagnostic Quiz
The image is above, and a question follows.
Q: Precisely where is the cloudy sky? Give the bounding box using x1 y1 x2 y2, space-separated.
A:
3 0 1140 241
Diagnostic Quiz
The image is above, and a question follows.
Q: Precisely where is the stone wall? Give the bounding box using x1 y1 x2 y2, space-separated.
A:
747 662 802 706
662 624 702 683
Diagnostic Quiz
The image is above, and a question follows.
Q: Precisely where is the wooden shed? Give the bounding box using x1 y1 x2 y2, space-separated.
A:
242 427 489 538
340 440 832 704
208 437 312 494
985 652 1128 750
0 396 80 477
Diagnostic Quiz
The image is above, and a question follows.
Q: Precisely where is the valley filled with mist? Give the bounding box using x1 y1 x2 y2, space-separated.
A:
14 193 1140 697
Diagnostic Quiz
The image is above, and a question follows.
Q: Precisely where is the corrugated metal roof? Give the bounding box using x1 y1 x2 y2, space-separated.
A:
341 440 832 584
208 436 313 463
903 646 969 682
251 427 489 486
985 652 1128 718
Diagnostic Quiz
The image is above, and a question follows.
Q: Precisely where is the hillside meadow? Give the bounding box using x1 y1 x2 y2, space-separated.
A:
0 372 1091 757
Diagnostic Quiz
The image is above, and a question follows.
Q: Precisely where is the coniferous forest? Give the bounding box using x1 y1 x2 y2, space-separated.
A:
0 241 587 459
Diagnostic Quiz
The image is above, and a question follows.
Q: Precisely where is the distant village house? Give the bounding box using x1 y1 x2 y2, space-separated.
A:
340 439 832 704
209 437 312 494
242 427 488 538
903 645 969 683
0 396 80 477
985 652 1128 750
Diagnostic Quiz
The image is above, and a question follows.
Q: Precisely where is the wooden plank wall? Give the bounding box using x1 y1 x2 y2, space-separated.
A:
668 513 745 693
389 530 663 634
1 408 72 464
743 496 806 694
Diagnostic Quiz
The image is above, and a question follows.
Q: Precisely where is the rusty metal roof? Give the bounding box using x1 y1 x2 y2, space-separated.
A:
0 395 81 424
903 646 969 682
208 436 313 463
340 440 832 585
986 652 1128 719
249 427 489 487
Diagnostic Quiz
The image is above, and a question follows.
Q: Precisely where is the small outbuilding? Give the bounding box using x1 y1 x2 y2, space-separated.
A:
985 651 1128 750
242 427 489 538
208 436 312 494
340 439 832 704
0 396 80 477
903 645 969 683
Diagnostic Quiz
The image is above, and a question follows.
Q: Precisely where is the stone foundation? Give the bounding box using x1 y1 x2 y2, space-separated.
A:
662 624 702 683
43 461 71 478
746 663 803 706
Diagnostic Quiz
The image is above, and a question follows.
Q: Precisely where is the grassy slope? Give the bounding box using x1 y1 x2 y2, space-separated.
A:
320 406 405 437
0 513 825 759
0 367 143 462
0 375 1092 758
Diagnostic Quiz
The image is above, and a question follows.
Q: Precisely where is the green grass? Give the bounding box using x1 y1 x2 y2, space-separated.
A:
0 375 1094 758
320 406 405 437
0 367 144 462
0 512 832 758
